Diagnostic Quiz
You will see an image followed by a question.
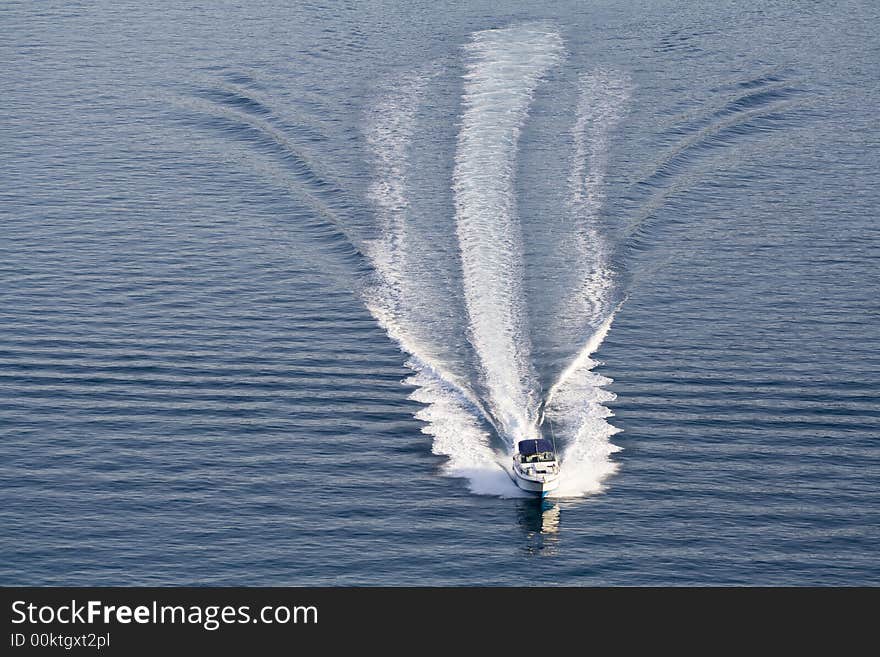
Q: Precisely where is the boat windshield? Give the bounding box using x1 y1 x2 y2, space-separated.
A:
522 451 556 463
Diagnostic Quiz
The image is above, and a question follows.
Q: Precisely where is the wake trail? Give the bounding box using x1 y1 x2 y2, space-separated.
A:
453 24 563 442
363 68 506 491
363 33 631 498
566 70 632 328
541 69 632 497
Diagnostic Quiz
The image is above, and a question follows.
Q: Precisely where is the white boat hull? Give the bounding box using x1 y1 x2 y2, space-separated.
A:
512 468 560 497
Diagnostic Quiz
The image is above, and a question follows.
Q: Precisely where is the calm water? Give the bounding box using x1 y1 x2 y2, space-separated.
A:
2 0 878 585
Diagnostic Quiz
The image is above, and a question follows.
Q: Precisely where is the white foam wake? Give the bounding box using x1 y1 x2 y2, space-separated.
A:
362 37 633 499
566 69 632 330
544 308 622 496
453 24 563 440
542 70 632 496
363 74 419 315
363 69 519 494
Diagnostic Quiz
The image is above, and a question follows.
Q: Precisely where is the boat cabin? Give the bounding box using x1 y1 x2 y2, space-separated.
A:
516 438 557 464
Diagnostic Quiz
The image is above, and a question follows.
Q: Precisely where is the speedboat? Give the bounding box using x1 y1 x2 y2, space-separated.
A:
512 438 560 497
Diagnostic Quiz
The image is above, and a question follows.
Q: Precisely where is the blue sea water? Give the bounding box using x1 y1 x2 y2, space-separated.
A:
1 0 878 585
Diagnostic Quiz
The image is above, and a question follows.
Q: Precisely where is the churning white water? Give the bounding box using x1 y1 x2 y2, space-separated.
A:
363 26 631 497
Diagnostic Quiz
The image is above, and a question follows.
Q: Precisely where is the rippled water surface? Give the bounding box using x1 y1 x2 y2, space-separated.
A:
2 0 878 585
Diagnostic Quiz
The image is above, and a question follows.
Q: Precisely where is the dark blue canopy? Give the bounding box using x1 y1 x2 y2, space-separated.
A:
517 439 554 456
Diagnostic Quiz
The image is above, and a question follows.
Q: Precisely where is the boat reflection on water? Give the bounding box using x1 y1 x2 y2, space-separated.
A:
517 498 561 555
